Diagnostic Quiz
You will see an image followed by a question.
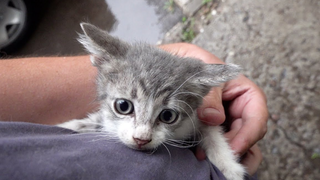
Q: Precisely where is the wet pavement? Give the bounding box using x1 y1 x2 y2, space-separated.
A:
10 0 182 56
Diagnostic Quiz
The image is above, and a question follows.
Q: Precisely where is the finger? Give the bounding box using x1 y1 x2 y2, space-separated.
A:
224 118 242 140
223 77 268 155
159 43 224 64
230 97 268 155
240 144 263 175
195 146 207 160
197 88 225 126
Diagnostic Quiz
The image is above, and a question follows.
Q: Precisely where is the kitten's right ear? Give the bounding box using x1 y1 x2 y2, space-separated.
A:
78 23 129 66
195 63 241 87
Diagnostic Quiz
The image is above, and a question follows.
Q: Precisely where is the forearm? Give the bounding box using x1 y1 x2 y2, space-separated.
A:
0 56 98 125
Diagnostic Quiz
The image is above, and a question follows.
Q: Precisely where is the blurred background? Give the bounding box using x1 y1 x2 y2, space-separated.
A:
1 0 319 179
0 0 183 56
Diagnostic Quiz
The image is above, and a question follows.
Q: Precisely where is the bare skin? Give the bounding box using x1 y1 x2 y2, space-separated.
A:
0 56 98 125
0 43 267 175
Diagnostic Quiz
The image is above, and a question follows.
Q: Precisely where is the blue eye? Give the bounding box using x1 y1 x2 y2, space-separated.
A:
159 109 178 124
115 99 134 115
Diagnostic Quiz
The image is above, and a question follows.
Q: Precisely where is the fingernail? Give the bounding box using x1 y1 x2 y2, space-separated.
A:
202 108 220 117
200 108 221 125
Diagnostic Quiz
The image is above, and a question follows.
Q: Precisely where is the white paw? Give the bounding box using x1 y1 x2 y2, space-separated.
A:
57 120 82 131
57 118 98 133
220 162 245 180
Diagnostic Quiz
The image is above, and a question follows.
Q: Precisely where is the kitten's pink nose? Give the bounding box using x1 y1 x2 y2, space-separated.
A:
133 137 152 146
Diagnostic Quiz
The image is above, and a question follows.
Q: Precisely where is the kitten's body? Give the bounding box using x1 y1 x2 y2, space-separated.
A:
58 23 245 180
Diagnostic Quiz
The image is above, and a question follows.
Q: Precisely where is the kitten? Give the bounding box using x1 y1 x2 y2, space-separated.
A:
58 23 245 180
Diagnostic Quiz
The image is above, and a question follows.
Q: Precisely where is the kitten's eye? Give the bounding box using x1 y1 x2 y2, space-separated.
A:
159 109 178 124
114 99 134 115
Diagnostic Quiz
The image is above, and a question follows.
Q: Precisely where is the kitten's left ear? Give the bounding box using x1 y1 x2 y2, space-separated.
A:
197 63 241 87
78 23 129 66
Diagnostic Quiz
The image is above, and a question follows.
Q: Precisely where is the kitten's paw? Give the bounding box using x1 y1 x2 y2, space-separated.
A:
57 118 98 133
57 120 84 132
220 162 245 180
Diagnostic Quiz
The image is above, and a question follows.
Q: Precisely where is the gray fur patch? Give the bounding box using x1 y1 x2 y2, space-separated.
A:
131 88 137 99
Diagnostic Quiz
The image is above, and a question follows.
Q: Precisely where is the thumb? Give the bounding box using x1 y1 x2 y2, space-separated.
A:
197 88 225 126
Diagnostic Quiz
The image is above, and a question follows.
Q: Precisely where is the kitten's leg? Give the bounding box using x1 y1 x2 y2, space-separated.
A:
200 125 245 180
57 113 101 133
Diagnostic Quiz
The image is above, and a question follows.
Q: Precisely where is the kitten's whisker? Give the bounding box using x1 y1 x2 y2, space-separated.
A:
170 69 213 98
164 142 188 148
173 91 205 100
162 143 172 164
166 138 202 148
196 130 204 144
76 121 103 125
164 141 194 149
87 133 119 143
172 105 197 144
91 136 118 141
60 128 102 135
167 138 201 144
147 147 158 155
164 130 175 138
59 121 102 127
93 134 115 138
173 91 209 104
89 137 109 142
172 96 206 147
175 99 195 115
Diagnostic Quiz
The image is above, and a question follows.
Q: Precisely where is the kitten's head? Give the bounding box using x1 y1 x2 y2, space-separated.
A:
79 23 241 150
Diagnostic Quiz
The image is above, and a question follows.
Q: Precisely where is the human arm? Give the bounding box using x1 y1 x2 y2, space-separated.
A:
0 56 98 125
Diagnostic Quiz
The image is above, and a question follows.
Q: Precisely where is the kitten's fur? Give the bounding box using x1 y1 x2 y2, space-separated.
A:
58 23 245 180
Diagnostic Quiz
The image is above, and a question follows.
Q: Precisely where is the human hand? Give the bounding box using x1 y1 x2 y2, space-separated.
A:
220 75 266 175
160 43 268 175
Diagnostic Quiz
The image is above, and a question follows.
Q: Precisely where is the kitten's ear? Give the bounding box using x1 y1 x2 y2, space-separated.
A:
197 64 241 87
78 23 129 66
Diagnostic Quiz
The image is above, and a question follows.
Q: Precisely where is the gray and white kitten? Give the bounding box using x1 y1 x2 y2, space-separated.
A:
58 23 245 180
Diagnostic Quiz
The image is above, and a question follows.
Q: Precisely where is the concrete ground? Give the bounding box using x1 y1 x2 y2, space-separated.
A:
167 0 319 179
